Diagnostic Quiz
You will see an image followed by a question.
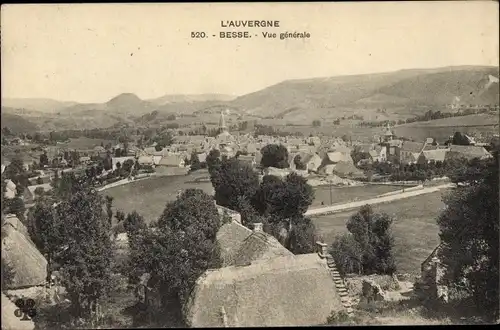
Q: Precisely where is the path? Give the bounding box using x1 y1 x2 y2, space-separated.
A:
305 183 455 217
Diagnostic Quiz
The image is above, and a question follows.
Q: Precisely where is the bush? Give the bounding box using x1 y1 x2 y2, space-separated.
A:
332 205 397 276
326 310 352 325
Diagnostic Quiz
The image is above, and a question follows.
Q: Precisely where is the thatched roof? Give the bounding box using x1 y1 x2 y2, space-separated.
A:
232 231 293 266
1 293 35 330
1 225 48 289
185 254 345 327
216 221 253 266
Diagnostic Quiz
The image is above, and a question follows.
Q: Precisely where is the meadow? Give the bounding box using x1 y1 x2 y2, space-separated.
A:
311 189 451 274
311 184 404 207
102 170 214 224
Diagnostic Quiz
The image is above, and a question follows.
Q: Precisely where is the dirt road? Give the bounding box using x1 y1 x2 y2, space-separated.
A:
305 183 454 217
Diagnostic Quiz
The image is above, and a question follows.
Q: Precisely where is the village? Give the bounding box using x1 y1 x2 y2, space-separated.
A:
2 3 499 328
2 110 496 204
2 109 498 328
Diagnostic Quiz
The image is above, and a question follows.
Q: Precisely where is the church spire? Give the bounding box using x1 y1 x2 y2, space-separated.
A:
219 110 228 133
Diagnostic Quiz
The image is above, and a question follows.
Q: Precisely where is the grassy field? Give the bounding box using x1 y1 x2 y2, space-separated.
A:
311 185 404 207
394 113 499 142
102 170 214 224
312 189 451 274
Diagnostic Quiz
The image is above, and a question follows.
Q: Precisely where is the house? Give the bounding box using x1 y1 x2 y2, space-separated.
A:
1 215 48 289
414 243 448 302
184 232 347 327
238 154 256 166
4 180 16 199
26 183 53 202
445 145 492 161
419 149 449 164
79 156 91 165
196 152 207 163
138 155 154 166
216 219 253 266
157 154 186 167
398 141 425 165
290 152 322 172
369 145 387 162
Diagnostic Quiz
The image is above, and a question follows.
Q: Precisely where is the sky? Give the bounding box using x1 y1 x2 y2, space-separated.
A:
1 2 499 103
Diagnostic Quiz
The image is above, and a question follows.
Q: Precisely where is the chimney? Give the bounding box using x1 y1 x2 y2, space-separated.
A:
316 241 328 258
253 222 263 232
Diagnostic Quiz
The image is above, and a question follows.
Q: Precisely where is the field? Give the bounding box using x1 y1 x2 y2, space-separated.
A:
311 184 405 207
102 170 214 224
394 113 499 142
311 190 451 274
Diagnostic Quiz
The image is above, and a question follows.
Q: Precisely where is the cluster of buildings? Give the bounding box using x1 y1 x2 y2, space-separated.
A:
136 210 353 327
355 124 493 167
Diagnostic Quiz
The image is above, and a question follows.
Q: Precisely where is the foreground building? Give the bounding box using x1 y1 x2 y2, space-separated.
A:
183 218 351 327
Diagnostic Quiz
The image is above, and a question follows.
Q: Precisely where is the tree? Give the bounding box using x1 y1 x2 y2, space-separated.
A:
5 155 25 180
145 189 222 306
253 173 316 253
27 196 64 280
260 144 289 168
206 149 221 175
288 216 317 255
103 154 113 171
5 197 26 223
293 155 307 170
189 151 201 172
58 188 113 321
210 158 260 211
312 120 321 127
436 151 498 321
123 211 147 284
122 159 134 174
123 211 146 237
105 196 114 226
330 233 364 275
39 153 49 167
343 205 396 275
452 132 471 146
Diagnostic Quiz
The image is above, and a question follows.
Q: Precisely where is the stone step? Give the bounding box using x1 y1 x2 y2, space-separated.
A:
346 307 354 314
340 296 350 303
339 291 348 297
337 287 348 293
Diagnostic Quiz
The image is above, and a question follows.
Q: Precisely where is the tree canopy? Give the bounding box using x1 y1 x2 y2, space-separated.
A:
260 143 289 169
332 204 397 275
436 149 498 321
210 157 260 212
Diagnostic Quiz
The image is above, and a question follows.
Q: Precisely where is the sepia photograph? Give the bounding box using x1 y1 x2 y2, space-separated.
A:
1 2 499 328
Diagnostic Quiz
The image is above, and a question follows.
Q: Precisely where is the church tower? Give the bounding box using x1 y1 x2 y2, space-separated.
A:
219 111 228 134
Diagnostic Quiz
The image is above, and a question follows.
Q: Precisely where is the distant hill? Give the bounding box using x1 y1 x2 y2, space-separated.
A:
3 66 498 131
1 112 39 133
1 98 78 113
148 94 235 106
229 66 499 121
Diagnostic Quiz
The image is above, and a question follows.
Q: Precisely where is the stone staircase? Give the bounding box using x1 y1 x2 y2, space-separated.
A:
326 255 354 316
